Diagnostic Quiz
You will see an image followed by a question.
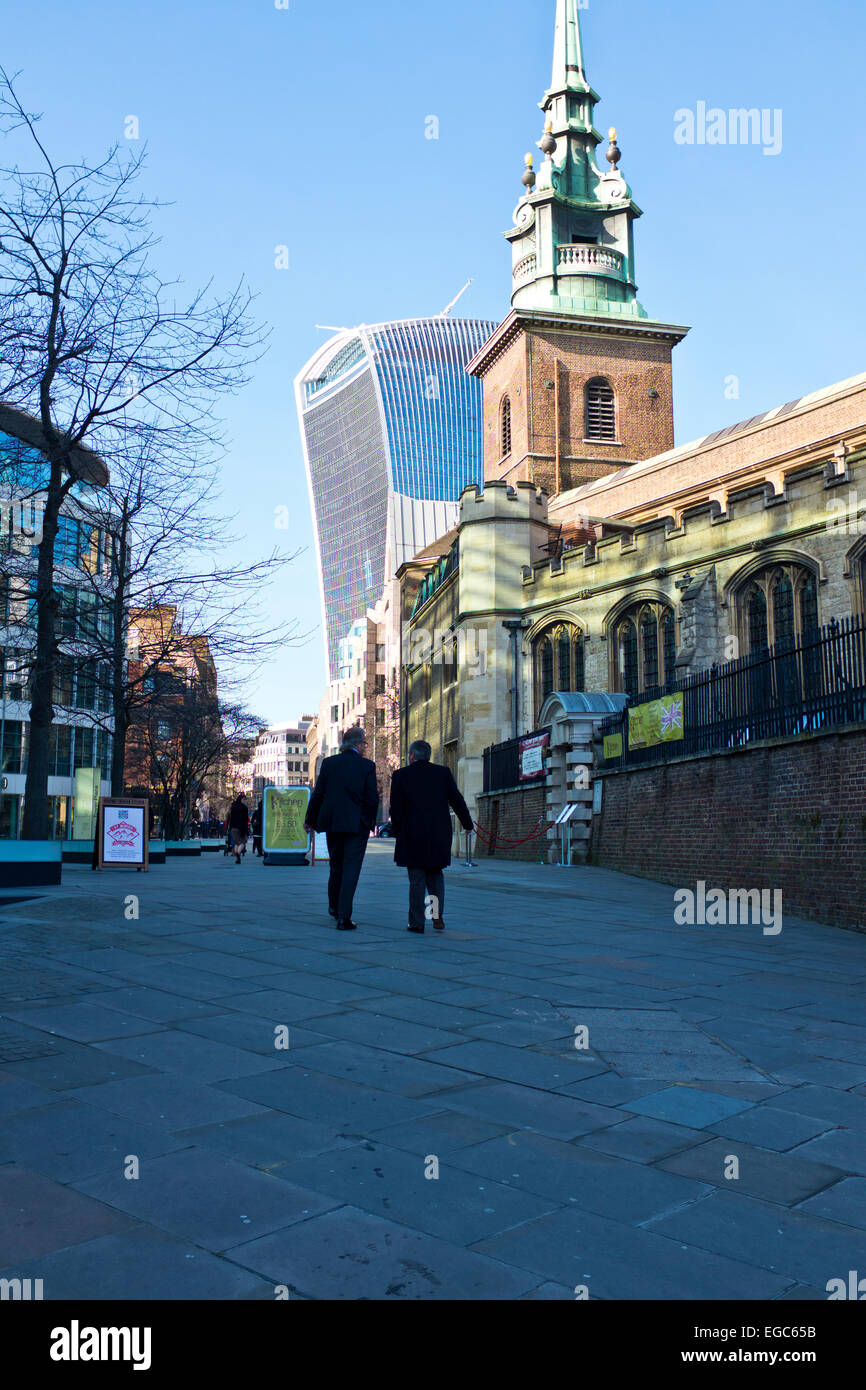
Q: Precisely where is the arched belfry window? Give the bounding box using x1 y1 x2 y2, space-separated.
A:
612 601 676 696
533 621 586 720
500 396 512 460
585 378 616 442
737 563 819 653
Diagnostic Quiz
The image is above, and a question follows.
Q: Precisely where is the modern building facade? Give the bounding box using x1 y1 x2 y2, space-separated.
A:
296 317 496 679
0 415 114 839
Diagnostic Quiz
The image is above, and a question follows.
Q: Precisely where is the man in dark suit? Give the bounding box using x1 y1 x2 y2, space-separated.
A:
389 740 473 934
305 727 379 931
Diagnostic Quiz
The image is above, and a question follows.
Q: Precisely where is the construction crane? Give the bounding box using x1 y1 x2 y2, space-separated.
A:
439 279 473 317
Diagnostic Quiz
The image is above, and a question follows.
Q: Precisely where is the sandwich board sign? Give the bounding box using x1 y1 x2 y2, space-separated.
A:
263 786 311 866
96 798 149 871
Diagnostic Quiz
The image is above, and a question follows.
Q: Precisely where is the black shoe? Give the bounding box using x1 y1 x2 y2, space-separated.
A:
337 919 357 931
407 924 425 933
432 919 445 931
328 908 338 919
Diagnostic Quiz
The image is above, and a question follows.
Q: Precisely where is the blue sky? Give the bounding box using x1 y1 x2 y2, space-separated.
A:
3 0 864 723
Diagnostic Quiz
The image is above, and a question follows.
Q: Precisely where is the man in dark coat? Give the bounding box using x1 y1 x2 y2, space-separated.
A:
227 792 250 864
305 727 379 930
250 802 263 856
389 740 473 934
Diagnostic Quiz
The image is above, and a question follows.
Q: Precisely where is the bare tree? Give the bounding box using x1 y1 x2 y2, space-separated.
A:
50 423 303 797
0 67 265 838
142 677 262 841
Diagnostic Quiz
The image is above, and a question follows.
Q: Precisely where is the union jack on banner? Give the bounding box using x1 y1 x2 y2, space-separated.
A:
661 701 683 734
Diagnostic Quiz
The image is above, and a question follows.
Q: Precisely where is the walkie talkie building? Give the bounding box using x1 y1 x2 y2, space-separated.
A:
295 317 496 679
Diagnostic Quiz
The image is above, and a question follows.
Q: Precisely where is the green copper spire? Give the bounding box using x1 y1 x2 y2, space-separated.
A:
506 1 648 320
550 0 588 91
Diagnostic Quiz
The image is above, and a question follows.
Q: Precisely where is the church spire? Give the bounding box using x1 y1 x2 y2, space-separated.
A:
505 1 648 321
550 0 588 92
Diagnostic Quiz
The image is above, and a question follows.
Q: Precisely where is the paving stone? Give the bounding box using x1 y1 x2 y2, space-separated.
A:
84 987 224 1024
219 1066 445 1130
290 1040 481 1097
295 1008 465 1055
278 1141 558 1244
707 1107 836 1152
69 1074 270 1129
0 1098 185 1181
797 1178 866 1230
175 1112 355 1168
223 1205 539 1299
766 1086 866 1131
656 1136 845 1205
366 1110 513 1156
0 1165 135 1263
228 990 346 1022
75 1147 339 1252
578 1116 711 1164
0 1045 155 1091
648 1190 866 1285
177 1013 332 1055
788 1129 866 1175
0 1074 65 1117
1 1001 166 1043
471 1205 792 1300
441 1081 626 1139
0 1228 272 1300
621 1086 756 1128
448 1129 711 1223
92 1030 286 1083
419 1039 600 1091
560 1075 668 1106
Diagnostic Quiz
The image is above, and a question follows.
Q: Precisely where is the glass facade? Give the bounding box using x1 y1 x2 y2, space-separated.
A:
297 318 495 678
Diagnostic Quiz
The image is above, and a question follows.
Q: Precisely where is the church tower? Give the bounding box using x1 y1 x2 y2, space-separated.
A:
469 0 689 500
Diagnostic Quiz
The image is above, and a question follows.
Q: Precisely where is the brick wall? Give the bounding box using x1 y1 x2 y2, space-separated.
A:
592 728 866 932
476 784 549 863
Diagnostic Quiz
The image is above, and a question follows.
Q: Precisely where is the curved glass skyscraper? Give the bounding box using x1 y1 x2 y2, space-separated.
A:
295 317 495 678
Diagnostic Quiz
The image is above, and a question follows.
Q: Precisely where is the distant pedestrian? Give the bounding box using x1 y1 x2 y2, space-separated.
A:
251 801 263 857
389 741 473 934
227 792 250 865
305 727 378 930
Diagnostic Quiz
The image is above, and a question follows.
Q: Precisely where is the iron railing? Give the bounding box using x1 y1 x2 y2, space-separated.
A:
598 614 866 769
483 727 550 793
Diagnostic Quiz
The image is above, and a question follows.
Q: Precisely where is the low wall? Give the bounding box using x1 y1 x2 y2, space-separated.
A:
592 726 866 932
475 784 549 863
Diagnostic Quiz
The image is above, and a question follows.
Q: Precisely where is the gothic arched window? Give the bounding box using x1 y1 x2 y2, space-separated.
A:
500 396 512 460
533 621 586 720
738 564 820 653
585 378 616 442
612 601 676 696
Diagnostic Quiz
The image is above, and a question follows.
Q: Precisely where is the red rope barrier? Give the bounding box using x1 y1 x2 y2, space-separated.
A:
470 816 549 848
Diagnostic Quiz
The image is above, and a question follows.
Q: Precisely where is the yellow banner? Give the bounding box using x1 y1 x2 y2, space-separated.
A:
263 787 310 852
603 733 623 760
628 694 684 750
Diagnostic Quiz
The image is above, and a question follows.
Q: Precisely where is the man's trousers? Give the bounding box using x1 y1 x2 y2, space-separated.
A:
326 831 369 920
407 867 445 929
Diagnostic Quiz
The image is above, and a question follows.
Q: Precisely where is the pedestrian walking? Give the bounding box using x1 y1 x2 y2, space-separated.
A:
227 791 250 865
251 801 263 857
389 740 473 934
304 726 378 930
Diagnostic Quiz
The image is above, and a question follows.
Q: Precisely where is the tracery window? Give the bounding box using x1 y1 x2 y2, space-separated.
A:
612 601 676 696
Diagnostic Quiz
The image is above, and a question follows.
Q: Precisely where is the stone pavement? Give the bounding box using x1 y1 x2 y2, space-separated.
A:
1 843 865 1300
